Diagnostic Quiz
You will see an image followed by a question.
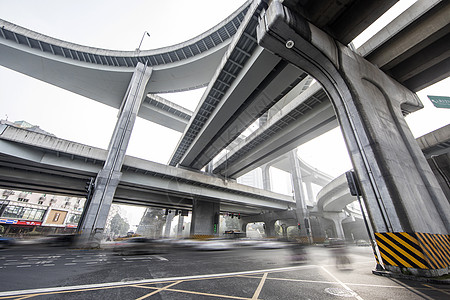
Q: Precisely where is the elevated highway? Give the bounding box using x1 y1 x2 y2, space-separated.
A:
169 0 449 172
0 0 448 272
0 0 447 169
0 124 293 215
316 124 450 214
0 1 250 132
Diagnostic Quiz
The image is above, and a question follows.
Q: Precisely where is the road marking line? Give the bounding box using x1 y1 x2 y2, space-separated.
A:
15 295 34 300
252 272 267 300
320 266 364 300
160 287 252 299
133 284 252 300
153 255 168 261
43 264 55 267
422 284 450 295
389 279 435 300
17 265 31 268
64 263 77 266
0 265 313 297
134 281 182 300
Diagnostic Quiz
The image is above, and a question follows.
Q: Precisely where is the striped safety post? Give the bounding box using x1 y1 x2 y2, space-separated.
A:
374 232 450 271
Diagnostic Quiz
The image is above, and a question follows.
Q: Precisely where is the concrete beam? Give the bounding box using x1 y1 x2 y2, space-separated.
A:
213 85 337 178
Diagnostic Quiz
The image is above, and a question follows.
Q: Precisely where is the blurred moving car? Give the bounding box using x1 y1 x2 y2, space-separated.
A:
42 234 78 247
0 236 15 249
113 237 168 255
323 238 345 247
355 239 370 247
192 239 236 251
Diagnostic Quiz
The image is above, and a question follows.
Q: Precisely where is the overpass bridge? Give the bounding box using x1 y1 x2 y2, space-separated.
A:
0 0 449 276
0 124 293 216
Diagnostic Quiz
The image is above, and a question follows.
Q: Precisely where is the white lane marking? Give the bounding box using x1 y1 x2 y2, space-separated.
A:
43 264 55 267
321 266 364 300
86 262 98 264
17 265 31 268
121 257 150 260
64 263 77 266
0 265 315 297
153 255 168 261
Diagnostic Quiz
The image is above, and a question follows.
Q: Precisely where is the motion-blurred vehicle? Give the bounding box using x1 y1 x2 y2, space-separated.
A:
289 243 308 264
355 239 370 247
41 234 77 247
192 239 236 251
323 238 344 247
0 236 15 249
254 239 289 249
113 237 168 255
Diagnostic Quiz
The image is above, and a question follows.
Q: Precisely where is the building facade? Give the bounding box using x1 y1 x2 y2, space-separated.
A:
0 189 85 236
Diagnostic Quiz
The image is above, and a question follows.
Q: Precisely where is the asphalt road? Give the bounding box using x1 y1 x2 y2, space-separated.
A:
0 243 448 299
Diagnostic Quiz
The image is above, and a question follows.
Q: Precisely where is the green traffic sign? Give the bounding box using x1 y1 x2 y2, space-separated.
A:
427 95 450 109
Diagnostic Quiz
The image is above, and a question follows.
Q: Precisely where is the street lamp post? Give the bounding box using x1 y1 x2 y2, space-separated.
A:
136 31 150 51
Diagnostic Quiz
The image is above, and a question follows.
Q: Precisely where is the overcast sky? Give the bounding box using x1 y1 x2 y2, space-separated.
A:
1 1 449 223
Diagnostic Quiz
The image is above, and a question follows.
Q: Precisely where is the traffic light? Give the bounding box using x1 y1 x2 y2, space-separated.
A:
84 177 95 200
297 223 301 230
345 171 361 196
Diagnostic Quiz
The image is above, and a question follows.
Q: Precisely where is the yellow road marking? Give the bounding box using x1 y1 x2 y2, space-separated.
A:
252 272 268 300
134 281 182 300
422 284 450 296
159 288 252 299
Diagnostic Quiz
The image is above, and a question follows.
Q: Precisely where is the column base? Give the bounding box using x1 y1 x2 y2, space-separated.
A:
374 232 450 277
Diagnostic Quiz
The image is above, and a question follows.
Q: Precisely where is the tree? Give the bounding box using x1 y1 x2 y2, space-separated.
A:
109 213 130 237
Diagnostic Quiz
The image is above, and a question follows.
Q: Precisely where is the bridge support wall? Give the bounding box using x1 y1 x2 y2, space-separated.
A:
258 1 450 276
190 199 220 237
79 63 152 245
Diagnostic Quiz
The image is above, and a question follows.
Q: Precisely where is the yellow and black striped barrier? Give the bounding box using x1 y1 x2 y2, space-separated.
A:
374 232 450 270
191 234 214 240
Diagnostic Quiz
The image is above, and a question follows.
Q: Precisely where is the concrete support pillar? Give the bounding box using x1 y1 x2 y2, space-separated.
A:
304 179 315 206
264 220 277 238
261 163 271 191
79 63 152 245
176 214 184 237
323 212 347 239
190 199 220 237
289 150 312 243
164 210 175 237
258 1 450 275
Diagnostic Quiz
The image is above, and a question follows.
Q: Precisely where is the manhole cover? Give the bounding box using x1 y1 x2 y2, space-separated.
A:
324 287 357 297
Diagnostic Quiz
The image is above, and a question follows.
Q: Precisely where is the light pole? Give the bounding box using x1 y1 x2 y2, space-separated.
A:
136 31 150 51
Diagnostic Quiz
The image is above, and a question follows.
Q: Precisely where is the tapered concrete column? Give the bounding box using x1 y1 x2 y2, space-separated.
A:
264 220 277 238
304 179 315 206
190 199 220 237
79 63 152 245
176 215 184 237
258 1 449 276
261 163 271 191
164 210 175 237
289 150 312 242
323 212 347 239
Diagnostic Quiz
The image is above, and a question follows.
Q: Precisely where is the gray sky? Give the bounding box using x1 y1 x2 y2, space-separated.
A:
1 0 449 223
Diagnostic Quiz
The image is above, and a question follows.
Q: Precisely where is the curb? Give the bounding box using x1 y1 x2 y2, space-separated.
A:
372 270 450 285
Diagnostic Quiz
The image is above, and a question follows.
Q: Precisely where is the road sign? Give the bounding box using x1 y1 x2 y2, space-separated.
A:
427 95 450 109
